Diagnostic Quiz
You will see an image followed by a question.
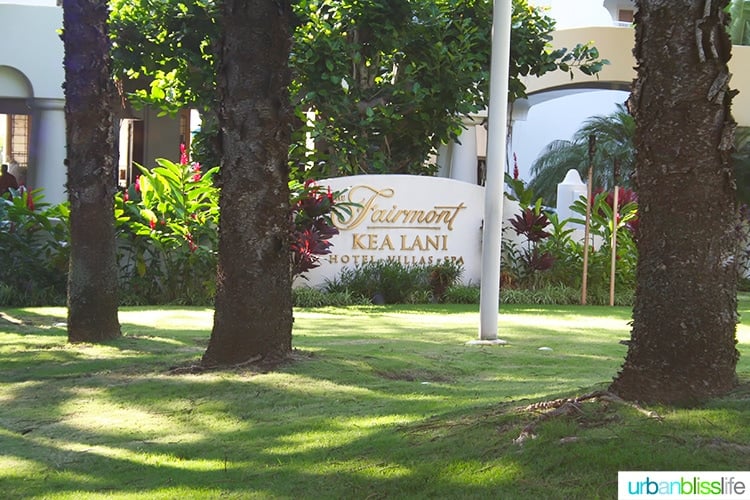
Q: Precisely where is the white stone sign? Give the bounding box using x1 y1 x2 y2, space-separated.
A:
298 175 490 288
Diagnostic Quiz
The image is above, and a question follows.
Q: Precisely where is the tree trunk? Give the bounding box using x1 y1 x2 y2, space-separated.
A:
63 0 121 343
610 0 739 404
202 0 293 366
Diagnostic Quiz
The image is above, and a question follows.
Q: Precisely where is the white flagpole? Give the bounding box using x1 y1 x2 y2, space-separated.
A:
478 0 512 341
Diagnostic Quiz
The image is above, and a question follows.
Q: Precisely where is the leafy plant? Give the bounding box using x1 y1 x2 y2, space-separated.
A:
111 0 608 178
507 205 555 286
292 286 369 307
115 158 349 304
290 179 353 280
325 259 465 304
444 284 481 304
505 154 545 210
427 260 464 302
0 188 70 306
538 212 584 287
569 187 639 293
115 156 220 305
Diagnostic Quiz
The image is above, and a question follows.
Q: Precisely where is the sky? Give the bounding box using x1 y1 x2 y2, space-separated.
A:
0 0 56 5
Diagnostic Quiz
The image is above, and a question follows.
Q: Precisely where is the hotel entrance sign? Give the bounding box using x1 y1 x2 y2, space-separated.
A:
298 175 486 288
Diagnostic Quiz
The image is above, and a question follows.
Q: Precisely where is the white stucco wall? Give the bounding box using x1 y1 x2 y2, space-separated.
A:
1 5 63 100
0 4 66 204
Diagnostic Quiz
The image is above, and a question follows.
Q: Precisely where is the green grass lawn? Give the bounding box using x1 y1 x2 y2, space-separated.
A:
1 298 749 499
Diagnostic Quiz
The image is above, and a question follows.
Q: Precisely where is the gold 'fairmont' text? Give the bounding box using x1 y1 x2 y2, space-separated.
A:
335 185 467 231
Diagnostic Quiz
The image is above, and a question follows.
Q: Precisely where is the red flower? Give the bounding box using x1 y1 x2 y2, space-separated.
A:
190 163 202 182
135 176 141 193
180 143 188 165
26 194 34 211
123 191 129 202
185 233 197 253
149 219 156 230
513 153 519 180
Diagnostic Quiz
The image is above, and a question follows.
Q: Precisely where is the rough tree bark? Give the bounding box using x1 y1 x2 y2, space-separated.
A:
63 0 121 342
201 0 294 366
610 0 740 404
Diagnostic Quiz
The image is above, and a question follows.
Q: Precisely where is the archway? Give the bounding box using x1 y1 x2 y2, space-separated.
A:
0 65 34 185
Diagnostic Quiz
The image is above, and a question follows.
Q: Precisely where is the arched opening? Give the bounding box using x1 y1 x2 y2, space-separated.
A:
0 65 34 186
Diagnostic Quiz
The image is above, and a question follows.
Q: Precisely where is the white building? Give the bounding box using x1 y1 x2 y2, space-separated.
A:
443 0 750 186
2 0 750 202
0 0 188 205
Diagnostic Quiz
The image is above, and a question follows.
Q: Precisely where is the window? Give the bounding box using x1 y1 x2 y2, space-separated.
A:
618 9 634 23
8 114 30 167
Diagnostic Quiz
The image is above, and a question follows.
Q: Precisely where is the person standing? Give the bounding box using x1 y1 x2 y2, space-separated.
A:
8 159 26 186
0 163 19 196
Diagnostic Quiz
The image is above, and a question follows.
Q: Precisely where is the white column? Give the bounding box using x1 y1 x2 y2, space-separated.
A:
556 169 587 225
450 120 478 184
435 143 451 178
29 98 67 205
477 0 512 342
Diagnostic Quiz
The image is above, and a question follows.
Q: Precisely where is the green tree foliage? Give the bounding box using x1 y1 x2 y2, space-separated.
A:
110 0 218 115
110 0 607 176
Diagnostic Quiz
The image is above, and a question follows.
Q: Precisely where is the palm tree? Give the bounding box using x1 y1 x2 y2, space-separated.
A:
527 102 635 204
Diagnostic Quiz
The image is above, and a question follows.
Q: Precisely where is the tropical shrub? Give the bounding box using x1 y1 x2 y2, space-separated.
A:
324 259 465 304
292 286 370 307
568 187 639 294
290 179 353 280
115 157 220 305
114 155 345 305
499 170 638 303
427 259 464 302
0 188 69 306
502 171 556 288
444 284 481 304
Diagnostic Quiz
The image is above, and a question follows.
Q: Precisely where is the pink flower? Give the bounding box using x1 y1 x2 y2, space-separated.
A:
123 191 129 202
135 176 141 193
190 163 202 182
180 143 188 165
513 153 519 180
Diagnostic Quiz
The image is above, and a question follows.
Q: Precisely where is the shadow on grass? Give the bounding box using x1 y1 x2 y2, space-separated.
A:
3 371 749 499
1 304 748 499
